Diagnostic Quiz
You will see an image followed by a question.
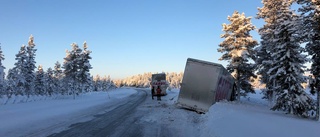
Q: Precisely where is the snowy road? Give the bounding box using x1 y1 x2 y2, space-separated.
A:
47 89 148 137
44 88 199 137
2 88 319 137
2 88 200 137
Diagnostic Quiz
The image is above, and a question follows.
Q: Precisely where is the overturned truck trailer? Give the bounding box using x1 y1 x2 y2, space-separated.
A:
177 58 235 113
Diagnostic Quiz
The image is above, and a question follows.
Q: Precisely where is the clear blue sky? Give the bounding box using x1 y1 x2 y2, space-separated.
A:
0 0 263 79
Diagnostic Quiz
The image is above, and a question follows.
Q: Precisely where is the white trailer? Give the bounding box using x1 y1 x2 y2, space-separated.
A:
177 58 235 113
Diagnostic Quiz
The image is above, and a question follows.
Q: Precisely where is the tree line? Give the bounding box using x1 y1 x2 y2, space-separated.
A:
218 0 319 119
0 35 116 104
114 72 183 90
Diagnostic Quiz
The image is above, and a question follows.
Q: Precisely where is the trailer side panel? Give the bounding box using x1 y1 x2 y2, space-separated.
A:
177 58 234 113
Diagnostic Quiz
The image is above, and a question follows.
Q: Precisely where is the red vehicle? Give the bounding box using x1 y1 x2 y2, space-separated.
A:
150 73 168 98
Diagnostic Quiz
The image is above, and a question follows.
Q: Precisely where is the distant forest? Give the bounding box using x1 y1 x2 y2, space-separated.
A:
114 72 184 90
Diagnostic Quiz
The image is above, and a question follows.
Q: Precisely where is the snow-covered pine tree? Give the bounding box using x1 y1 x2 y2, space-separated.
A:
77 41 92 93
53 61 65 95
107 75 111 84
45 68 55 96
13 45 28 96
35 65 46 96
218 11 258 100
5 69 17 103
106 75 112 90
102 76 108 91
54 61 63 78
109 80 117 90
0 45 6 96
103 75 117 90
25 35 37 97
267 1 313 117
86 76 94 92
256 0 297 102
98 75 104 91
63 43 82 99
92 75 96 91
93 75 99 91
63 49 75 97
99 76 104 90
0 45 5 80
297 0 320 120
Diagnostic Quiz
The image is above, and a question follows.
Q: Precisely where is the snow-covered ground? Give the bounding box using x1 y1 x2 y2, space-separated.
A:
201 92 320 137
0 88 319 137
0 88 137 137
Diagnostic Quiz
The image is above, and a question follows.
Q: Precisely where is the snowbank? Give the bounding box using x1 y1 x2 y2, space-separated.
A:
201 92 320 137
0 88 137 137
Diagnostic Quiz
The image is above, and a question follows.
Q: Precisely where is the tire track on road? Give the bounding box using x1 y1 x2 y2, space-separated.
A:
47 89 147 137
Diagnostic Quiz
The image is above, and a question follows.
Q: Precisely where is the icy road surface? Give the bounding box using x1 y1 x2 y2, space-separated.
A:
47 89 147 137
32 89 200 137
